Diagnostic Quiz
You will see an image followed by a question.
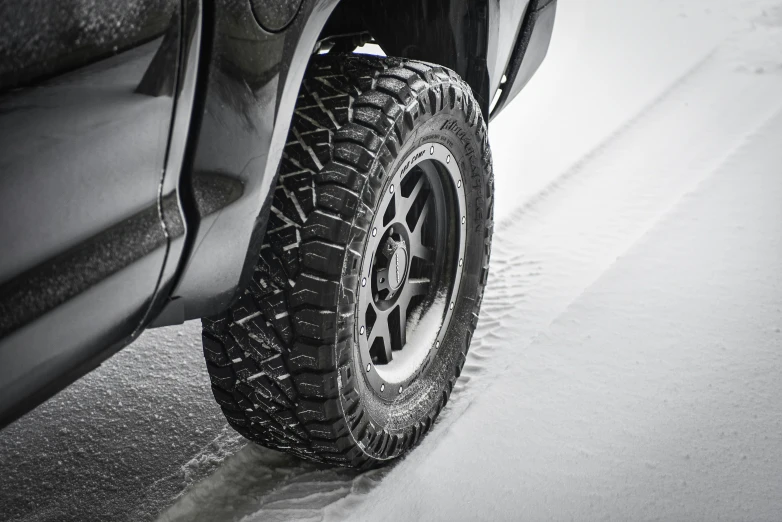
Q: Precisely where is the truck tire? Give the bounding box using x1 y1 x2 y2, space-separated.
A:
202 54 493 468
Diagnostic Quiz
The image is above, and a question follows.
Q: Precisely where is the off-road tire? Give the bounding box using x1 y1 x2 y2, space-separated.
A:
202 54 494 468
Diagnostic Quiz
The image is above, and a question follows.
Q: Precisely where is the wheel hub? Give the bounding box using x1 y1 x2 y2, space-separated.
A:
376 236 408 298
387 246 407 292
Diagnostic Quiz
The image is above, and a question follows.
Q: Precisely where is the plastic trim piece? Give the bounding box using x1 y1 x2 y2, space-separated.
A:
0 194 178 339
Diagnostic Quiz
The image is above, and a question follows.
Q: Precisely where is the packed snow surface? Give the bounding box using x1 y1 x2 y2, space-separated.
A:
2 0 782 520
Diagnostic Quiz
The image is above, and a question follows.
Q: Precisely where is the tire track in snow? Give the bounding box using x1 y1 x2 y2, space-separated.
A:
157 35 782 522
435 44 782 441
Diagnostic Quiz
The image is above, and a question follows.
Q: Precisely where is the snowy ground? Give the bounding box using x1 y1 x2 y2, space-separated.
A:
2 0 782 520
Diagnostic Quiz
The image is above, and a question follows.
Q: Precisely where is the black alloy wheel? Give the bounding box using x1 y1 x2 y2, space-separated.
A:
357 142 466 397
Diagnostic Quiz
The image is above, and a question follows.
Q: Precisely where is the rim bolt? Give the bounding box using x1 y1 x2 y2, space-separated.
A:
362 277 366 287
461 216 466 225
459 258 463 267
390 184 394 194
430 146 434 155
381 384 385 392
366 363 371 372
372 227 377 237
399 386 403 394
457 179 462 188
436 340 440 348
446 155 451 164
450 302 454 310
360 326 365 335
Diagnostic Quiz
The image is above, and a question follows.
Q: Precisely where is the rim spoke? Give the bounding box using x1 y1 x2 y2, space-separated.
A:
377 187 400 234
367 305 393 363
395 278 430 349
384 333 394 362
401 172 426 212
396 302 407 348
409 194 432 233
408 208 435 262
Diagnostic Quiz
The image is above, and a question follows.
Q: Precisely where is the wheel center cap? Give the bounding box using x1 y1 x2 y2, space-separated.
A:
387 246 408 292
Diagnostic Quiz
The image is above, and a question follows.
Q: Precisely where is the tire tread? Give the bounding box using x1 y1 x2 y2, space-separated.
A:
202 54 494 467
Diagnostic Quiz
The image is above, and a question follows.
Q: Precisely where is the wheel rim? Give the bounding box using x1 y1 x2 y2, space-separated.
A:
356 142 467 396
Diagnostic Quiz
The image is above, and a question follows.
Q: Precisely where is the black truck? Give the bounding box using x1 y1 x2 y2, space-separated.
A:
0 0 556 467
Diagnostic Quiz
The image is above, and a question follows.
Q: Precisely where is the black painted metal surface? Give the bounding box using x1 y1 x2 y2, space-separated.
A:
0 0 185 426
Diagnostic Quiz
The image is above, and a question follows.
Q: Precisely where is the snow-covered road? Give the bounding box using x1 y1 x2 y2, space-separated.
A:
3 1 782 520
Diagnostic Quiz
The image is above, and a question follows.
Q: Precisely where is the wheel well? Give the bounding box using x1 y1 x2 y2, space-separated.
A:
315 0 491 115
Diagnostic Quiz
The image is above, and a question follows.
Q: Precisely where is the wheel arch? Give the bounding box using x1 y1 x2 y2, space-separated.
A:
318 0 496 116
